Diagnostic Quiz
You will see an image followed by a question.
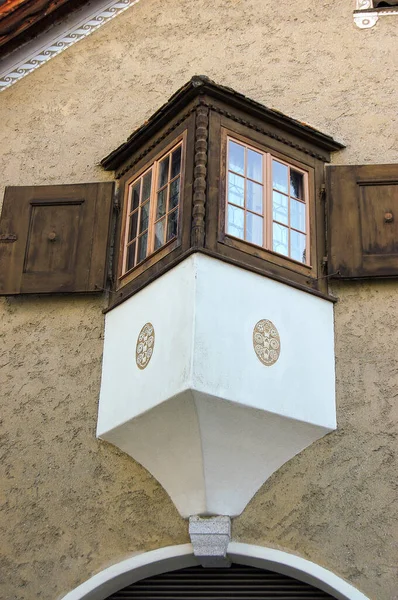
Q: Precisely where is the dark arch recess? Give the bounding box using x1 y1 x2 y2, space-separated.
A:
106 563 337 599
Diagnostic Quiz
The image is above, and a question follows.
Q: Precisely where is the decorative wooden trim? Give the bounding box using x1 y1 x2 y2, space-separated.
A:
115 108 196 179
102 77 344 172
354 0 398 28
0 0 141 91
203 101 327 162
191 105 209 247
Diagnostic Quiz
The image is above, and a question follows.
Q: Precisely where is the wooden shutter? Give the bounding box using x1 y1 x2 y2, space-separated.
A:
106 564 336 599
327 164 398 278
0 182 114 294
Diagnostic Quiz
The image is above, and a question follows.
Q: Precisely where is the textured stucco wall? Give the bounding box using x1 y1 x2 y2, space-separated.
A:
0 0 397 598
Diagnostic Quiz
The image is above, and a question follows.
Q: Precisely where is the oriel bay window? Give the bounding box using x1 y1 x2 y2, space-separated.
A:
226 137 309 265
97 76 344 308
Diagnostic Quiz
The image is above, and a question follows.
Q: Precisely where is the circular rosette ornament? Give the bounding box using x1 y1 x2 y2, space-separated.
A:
136 323 155 370
253 319 281 366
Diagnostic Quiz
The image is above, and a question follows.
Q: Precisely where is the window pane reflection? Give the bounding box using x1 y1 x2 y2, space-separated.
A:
273 223 289 257
131 182 140 211
291 230 306 263
228 205 244 239
171 147 182 179
246 213 263 246
167 209 178 241
228 140 244 175
228 172 245 207
142 171 152 201
137 233 148 263
140 201 150 232
126 242 136 271
156 189 167 219
290 170 303 199
155 219 165 250
273 160 288 194
291 199 306 232
128 212 138 242
158 156 170 189
247 180 263 214
247 149 262 183
272 191 288 225
169 177 180 210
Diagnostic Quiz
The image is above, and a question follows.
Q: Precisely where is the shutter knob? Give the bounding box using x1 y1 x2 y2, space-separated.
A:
384 212 394 223
48 232 58 242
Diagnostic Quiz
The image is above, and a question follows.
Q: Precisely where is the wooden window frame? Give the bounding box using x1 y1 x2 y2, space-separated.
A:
118 131 187 284
206 119 320 287
225 134 311 267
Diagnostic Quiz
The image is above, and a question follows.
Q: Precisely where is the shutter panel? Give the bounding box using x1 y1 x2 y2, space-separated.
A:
327 164 398 278
107 564 336 599
0 182 114 294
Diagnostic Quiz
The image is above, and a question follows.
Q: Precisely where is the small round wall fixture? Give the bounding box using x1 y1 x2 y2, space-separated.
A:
136 322 155 370
253 319 281 366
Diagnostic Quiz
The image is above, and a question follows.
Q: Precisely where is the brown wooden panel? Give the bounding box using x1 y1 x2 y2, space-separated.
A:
24 201 83 274
327 164 398 278
0 182 114 294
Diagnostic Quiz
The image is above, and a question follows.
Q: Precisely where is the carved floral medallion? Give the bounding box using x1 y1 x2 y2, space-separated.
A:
136 322 155 370
253 319 280 366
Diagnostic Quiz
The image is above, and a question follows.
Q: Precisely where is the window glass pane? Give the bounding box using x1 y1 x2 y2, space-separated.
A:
272 160 288 194
171 146 182 179
126 242 136 271
131 181 140 211
154 218 166 250
291 230 306 263
167 209 178 241
140 201 150 232
128 211 138 242
228 172 245 207
246 213 263 246
156 189 167 219
158 155 170 189
169 177 180 210
142 171 152 201
291 199 306 232
247 149 263 183
273 223 289 257
137 233 148 263
290 169 303 199
247 180 263 214
272 191 288 225
227 205 244 239
228 140 244 175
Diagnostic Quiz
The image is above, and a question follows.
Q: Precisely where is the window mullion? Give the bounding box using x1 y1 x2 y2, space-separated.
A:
265 153 272 252
148 165 157 255
122 186 132 273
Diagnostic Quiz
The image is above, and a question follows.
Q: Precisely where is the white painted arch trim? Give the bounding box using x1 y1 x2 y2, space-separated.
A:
60 542 370 600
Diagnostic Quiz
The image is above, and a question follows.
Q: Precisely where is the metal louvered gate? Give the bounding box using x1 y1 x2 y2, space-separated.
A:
106 564 337 599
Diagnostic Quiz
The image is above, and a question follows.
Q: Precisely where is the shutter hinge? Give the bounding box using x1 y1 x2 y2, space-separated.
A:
320 184 326 201
0 233 17 243
113 192 120 213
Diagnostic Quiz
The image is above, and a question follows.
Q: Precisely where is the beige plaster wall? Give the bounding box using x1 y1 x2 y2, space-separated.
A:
0 0 397 599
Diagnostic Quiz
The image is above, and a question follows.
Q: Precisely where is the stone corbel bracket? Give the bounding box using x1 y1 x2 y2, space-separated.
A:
354 0 398 28
189 516 231 568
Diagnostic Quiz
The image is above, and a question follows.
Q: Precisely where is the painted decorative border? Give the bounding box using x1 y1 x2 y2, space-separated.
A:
354 0 398 28
0 0 141 91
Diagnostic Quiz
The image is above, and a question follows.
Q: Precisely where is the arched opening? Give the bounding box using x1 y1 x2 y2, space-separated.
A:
61 543 370 600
